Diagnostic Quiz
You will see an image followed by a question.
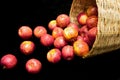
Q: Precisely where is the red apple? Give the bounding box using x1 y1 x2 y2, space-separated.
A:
82 34 93 47
18 26 32 40
86 15 98 29
54 36 67 49
73 40 89 57
87 27 97 45
77 12 88 25
78 25 93 46
48 20 58 31
47 48 61 63
77 36 84 41
79 25 88 35
33 26 47 38
56 14 70 28
40 34 54 46
52 27 64 39
20 41 35 55
25 58 42 74
63 26 78 42
67 22 79 31
86 5 98 17
0 54 17 69
61 45 74 60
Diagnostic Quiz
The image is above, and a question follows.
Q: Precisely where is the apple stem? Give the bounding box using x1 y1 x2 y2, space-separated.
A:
3 66 6 69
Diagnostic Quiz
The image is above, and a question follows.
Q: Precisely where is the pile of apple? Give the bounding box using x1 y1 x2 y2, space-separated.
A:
77 5 98 48
0 5 98 74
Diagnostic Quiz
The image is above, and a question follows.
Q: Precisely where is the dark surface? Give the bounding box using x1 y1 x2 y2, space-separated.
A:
0 0 120 80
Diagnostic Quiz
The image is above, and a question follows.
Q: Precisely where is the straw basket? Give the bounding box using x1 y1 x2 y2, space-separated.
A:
69 0 120 58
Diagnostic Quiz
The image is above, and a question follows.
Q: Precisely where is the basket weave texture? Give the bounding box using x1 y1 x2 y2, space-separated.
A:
69 0 120 58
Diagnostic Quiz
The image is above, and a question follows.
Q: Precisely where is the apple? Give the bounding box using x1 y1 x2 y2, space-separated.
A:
86 5 98 17
56 14 70 28
77 12 88 25
79 25 88 35
77 36 84 41
48 20 58 31
18 26 32 40
86 15 98 29
20 41 35 55
33 26 47 38
73 40 89 57
87 27 97 45
54 36 67 49
67 22 79 31
25 58 42 74
47 48 61 63
63 26 78 42
77 35 92 47
61 45 74 60
78 25 93 46
40 34 54 46
82 34 93 47
52 27 64 39
0 54 17 69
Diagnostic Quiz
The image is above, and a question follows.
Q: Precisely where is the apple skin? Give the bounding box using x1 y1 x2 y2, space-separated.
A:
86 5 98 17
54 36 67 49
77 12 88 25
61 45 74 60
40 34 54 47
73 40 89 57
78 25 94 46
47 48 61 63
20 41 35 55
25 58 42 74
48 20 58 31
77 36 84 41
18 26 32 40
82 34 93 47
79 25 88 35
86 15 98 29
67 22 79 31
33 26 47 38
87 27 97 45
56 14 70 28
52 27 64 39
0 54 17 69
63 26 78 42
78 33 93 47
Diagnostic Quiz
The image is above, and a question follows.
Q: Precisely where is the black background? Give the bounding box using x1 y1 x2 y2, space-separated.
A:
0 0 120 80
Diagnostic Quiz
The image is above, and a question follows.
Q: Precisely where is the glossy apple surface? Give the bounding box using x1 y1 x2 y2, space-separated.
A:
86 5 98 16
20 41 35 55
48 20 58 31
18 26 32 40
0 54 17 69
73 40 89 57
63 26 78 42
77 12 88 25
54 36 67 49
33 26 47 38
25 58 42 74
52 27 63 39
40 34 54 46
62 45 74 60
87 27 97 45
67 22 79 31
56 14 70 28
79 25 88 35
47 48 61 63
86 16 98 29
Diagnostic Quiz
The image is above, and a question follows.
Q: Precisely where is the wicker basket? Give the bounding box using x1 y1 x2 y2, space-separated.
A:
69 0 120 58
